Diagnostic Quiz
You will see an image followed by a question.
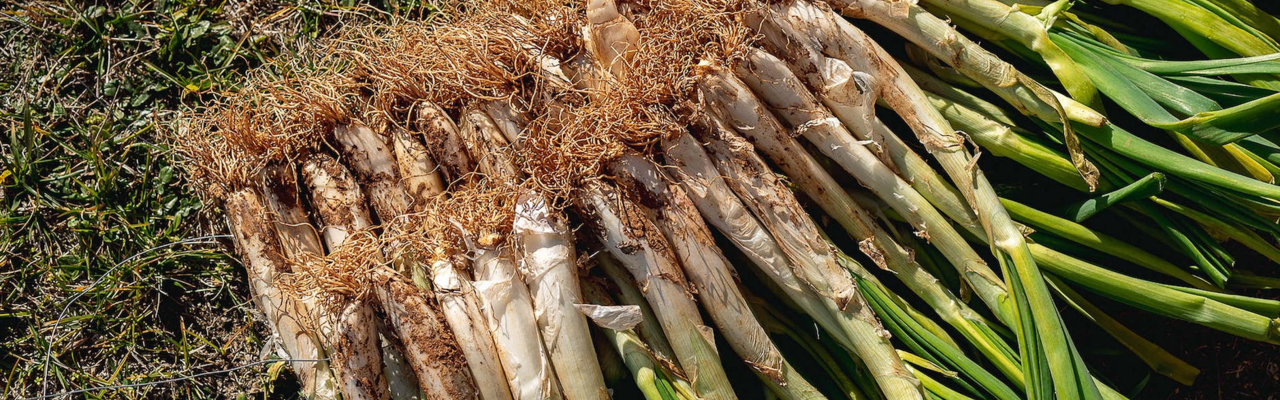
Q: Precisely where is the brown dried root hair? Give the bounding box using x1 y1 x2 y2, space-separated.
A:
170 47 361 199
514 0 757 200
383 178 525 270
278 229 385 313
616 0 757 109
348 0 583 123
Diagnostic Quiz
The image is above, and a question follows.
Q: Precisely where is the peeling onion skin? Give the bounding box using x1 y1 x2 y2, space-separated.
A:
513 192 611 400
472 244 565 400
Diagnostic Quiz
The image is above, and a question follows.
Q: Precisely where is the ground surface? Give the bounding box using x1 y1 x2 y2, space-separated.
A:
0 1 427 398
1 1 1277 399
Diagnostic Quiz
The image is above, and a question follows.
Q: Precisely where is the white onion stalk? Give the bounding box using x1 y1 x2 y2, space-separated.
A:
371 266 481 399
392 130 513 400
470 239 565 400
693 71 1026 386
426 257 513 400
513 192 611 400
391 128 446 207
417 22 611 387
700 66 954 400
415 102 477 186
577 6 755 396
576 181 737 400
664 126 876 347
482 101 528 145
450 108 562 399
799 3 1108 397
300 154 393 400
225 190 339 400
730 46 1013 325
336 133 485 399
333 123 414 220
746 1 977 233
678 117 948 390
612 154 827 400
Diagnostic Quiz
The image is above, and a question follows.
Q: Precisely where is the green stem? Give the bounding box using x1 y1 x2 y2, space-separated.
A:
1044 276 1200 386
1061 173 1166 222
1000 197 1219 291
904 365 977 400
1151 197 1280 265
920 0 1102 109
921 88 1094 192
1101 0 1280 59
1028 244 1280 343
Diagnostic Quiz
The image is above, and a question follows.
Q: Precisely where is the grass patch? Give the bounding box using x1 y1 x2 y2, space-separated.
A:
0 1 428 397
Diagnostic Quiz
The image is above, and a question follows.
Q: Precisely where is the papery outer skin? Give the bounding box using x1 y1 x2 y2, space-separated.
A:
472 246 565 400
576 304 645 331
514 191 612 400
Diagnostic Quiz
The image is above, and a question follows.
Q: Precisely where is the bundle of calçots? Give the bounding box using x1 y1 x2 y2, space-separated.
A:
171 0 1280 399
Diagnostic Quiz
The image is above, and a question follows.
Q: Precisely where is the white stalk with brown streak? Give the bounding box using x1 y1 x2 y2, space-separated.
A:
415 102 478 187
391 128 445 207
576 181 737 400
225 189 339 400
426 257 514 400
300 154 394 400
457 109 521 184
334 123 414 221
611 153 827 400
371 265 481 400
698 66 926 400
